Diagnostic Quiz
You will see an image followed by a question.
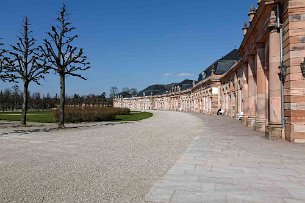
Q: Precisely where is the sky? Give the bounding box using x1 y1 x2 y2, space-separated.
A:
0 0 257 96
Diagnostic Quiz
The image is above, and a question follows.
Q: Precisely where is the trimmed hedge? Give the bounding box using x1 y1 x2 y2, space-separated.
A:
54 106 130 123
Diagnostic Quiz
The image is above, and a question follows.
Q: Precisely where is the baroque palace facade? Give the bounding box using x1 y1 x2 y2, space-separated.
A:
114 0 305 143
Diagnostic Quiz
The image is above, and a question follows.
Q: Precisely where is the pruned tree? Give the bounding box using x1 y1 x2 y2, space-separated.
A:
0 40 5 80
0 40 14 82
39 4 90 128
5 17 48 125
12 85 22 111
100 92 106 99
2 88 12 111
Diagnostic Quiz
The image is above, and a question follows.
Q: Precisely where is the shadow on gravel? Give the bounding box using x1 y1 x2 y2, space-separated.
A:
0 127 58 137
0 122 45 129
105 122 134 125
0 121 135 137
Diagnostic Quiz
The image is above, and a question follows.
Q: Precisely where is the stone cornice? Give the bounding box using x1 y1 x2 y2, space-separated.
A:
239 0 275 56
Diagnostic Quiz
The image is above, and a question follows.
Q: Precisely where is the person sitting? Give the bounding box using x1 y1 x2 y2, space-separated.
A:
237 112 244 120
217 109 224 115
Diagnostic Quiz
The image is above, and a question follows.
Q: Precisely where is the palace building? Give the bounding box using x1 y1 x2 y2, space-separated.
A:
114 0 305 143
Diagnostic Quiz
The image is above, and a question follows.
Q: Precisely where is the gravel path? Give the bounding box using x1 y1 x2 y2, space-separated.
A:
0 111 203 203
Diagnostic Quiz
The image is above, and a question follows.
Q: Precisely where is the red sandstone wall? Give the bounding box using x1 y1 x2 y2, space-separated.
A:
283 0 305 142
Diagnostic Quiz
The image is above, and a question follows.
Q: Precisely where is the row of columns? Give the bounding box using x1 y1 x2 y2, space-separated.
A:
115 89 215 114
241 27 282 139
221 79 243 118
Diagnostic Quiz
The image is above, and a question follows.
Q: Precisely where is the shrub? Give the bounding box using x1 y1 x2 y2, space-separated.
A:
53 106 130 123
117 107 130 115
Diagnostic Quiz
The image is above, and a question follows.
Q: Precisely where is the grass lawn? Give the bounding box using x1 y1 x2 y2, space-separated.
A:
0 110 55 123
0 110 153 123
114 112 153 121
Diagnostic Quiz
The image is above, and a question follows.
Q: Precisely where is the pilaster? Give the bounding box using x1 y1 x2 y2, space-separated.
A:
247 55 257 128
255 43 267 132
266 27 282 140
241 62 249 125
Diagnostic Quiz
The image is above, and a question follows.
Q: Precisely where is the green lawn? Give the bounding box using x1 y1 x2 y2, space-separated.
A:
114 112 153 121
0 110 55 123
0 110 153 123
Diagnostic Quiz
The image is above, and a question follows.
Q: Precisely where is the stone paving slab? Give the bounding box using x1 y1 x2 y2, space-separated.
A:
145 113 305 203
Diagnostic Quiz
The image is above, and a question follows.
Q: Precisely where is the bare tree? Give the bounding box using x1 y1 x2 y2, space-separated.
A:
12 85 21 111
100 92 106 99
39 4 90 128
109 86 119 98
129 88 138 95
5 17 48 125
122 87 130 93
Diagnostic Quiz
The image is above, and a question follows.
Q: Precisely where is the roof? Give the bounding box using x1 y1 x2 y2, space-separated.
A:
137 50 240 97
117 91 133 98
220 49 241 60
198 49 241 82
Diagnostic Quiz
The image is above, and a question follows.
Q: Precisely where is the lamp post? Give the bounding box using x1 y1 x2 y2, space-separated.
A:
279 62 287 78
279 62 287 139
301 58 305 78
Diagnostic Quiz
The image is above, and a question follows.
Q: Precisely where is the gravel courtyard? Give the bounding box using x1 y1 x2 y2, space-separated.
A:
0 111 203 203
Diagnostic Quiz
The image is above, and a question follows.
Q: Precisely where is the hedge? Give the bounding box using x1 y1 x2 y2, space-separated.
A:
54 106 130 123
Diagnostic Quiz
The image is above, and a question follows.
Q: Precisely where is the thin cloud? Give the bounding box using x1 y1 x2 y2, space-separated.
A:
176 72 193 77
162 73 172 77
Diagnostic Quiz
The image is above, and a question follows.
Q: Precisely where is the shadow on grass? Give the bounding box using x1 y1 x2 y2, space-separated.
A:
0 112 152 136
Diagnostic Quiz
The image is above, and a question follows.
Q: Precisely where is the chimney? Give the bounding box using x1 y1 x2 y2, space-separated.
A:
242 22 249 36
248 5 256 23
257 0 261 5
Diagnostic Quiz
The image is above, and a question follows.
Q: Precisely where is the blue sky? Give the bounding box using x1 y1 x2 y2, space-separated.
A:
0 0 257 96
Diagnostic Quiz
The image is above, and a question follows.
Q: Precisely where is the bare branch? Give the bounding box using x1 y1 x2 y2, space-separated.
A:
6 16 49 84
40 4 90 78
39 4 90 128
65 71 87 80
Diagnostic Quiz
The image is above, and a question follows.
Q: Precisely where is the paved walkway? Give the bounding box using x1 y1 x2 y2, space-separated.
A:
146 113 305 203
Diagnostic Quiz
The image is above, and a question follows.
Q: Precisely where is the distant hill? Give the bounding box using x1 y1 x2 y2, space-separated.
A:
118 49 240 98
138 79 194 97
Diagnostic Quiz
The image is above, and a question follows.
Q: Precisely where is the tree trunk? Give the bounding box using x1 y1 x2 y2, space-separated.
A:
58 73 65 129
21 81 29 126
